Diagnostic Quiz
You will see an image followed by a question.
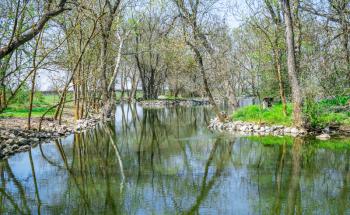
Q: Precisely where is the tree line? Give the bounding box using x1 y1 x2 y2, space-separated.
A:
0 0 349 128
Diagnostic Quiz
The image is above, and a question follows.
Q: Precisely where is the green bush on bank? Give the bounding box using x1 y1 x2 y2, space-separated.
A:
232 96 350 128
304 96 350 127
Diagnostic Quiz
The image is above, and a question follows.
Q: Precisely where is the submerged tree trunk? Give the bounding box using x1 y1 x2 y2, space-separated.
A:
282 0 304 127
286 137 302 215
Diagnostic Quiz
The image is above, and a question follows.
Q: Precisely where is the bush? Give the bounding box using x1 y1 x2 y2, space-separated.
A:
303 98 320 128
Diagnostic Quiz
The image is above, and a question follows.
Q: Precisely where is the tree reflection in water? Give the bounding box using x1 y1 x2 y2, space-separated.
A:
0 105 350 214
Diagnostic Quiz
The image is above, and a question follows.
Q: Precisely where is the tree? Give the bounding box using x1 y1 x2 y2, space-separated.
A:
173 0 225 121
0 0 69 59
281 0 304 127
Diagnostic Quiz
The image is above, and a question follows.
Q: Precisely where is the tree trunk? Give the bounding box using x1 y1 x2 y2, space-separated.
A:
129 73 138 102
282 0 303 127
190 43 225 122
341 19 350 86
0 62 7 113
274 49 288 116
27 69 37 129
225 80 239 111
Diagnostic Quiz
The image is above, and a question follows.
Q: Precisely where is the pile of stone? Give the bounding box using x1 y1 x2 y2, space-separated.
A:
0 116 100 159
208 117 308 136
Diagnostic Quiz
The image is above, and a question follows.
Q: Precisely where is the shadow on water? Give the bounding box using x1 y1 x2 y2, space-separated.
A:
0 104 350 214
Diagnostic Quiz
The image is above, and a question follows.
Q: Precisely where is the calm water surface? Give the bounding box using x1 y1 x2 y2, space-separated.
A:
0 105 350 214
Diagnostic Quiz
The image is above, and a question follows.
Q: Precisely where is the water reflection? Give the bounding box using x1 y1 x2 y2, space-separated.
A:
0 104 350 214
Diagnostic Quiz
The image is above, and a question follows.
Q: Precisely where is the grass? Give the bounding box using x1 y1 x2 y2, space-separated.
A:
232 103 293 126
232 96 350 128
0 93 67 118
115 90 143 102
0 107 55 118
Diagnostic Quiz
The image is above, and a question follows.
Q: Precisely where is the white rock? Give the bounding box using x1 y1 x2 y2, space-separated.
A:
284 127 291 133
316 133 331 140
291 128 299 134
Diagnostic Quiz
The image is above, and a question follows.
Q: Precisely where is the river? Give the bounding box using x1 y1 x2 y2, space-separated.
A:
0 104 349 214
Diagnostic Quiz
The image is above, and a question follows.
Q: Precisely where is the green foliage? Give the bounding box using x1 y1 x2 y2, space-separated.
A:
304 96 350 128
232 103 293 126
318 95 350 107
12 85 30 104
303 97 320 127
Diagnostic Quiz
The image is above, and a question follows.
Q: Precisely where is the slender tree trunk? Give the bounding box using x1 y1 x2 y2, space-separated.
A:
0 62 7 113
191 44 224 121
28 33 41 129
129 72 138 102
282 0 304 127
27 69 37 129
274 49 288 116
293 0 302 74
341 20 350 85
225 79 239 110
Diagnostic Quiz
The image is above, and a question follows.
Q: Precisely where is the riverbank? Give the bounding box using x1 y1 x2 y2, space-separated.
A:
138 98 210 107
208 117 309 136
0 116 100 159
209 98 350 137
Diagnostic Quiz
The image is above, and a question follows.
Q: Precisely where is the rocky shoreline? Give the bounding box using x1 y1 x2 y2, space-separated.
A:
208 117 350 139
0 116 100 159
208 117 309 137
138 98 210 107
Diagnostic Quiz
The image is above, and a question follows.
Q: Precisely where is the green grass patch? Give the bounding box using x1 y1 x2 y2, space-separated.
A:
233 96 350 127
0 107 55 118
232 103 293 126
115 90 143 102
0 93 64 118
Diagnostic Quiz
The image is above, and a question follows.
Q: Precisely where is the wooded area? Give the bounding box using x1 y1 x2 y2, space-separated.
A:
1 0 350 128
